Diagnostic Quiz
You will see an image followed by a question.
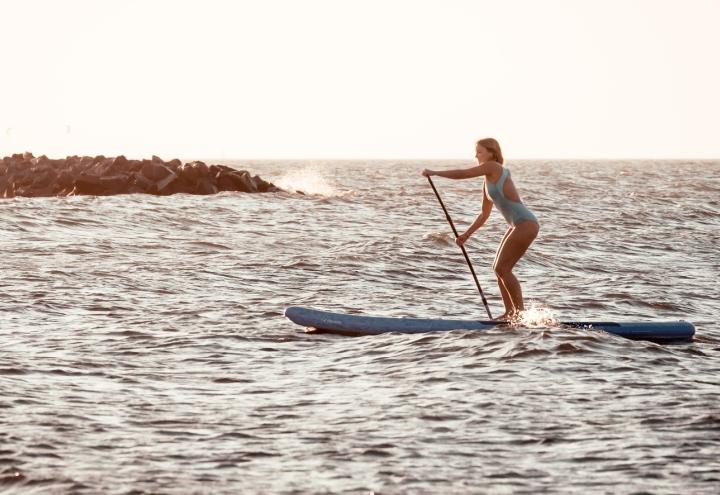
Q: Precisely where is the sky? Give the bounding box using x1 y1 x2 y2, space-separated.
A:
2 0 719 159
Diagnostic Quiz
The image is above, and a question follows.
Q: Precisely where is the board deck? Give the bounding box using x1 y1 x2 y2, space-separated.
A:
285 306 695 343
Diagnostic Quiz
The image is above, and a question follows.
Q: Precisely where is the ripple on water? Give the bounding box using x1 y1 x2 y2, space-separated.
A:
0 159 718 493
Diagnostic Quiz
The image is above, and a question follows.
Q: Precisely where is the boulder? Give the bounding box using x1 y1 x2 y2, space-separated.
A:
79 156 94 168
190 161 209 177
215 171 237 192
31 168 58 189
252 175 278 193
73 173 105 195
195 177 218 195
57 170 75 189
167 178 196 195
131 172 156 194
99 174 132 194
231 171 257 192
180 162 198 182
32 155 51 167
156 170 179 195
141 161 173 182
128 160 143 172
112 155 129 171
74 173 131 195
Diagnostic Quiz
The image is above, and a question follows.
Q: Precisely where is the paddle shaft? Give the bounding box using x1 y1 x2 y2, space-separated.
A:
426 176 493 319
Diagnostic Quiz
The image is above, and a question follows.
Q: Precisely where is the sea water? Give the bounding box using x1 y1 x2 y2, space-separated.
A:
1 159 718 493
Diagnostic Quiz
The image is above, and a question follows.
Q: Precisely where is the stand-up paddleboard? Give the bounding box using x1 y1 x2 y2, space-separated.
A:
285 306 695 343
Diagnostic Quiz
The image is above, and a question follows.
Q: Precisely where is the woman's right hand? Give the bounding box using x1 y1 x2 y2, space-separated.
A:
456 231 471 246
421 169 434 177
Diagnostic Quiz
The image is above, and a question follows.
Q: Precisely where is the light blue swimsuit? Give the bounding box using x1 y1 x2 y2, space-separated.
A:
485 168 538 227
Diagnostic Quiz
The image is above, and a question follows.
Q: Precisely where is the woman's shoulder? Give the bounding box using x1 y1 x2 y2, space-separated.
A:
482 161 504 175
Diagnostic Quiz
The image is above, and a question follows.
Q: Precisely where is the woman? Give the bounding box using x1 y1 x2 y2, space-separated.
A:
422 138 539 321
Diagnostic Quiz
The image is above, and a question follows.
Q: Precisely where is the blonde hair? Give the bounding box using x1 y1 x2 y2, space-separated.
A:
476 137 504 164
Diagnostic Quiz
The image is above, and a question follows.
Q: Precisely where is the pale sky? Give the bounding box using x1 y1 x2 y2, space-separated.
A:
2 0 719 159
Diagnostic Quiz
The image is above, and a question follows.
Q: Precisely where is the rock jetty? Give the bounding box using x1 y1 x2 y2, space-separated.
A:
0 152 279 198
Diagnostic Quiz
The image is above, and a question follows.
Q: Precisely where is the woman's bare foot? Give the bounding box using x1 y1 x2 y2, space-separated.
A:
495 312 510 321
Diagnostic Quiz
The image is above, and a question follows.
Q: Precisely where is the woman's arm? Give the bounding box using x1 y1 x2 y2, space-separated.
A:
422 163 493 179
456 188 493 246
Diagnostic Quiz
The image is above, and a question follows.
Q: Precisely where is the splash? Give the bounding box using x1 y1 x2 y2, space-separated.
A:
422 231 455 245
514 302 560 328
274 167 340 197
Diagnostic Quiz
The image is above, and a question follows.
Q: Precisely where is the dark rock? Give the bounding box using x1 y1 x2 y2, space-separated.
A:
141 161 173 182
14 169 33 187
231 171 257 192
195 178 218 195
131 172 156 194
180 163 198 182
166 178 196 195
32 155 50 167
74 173 131 195
57 170 75 189
156 170 179 195
88 159 111 177
73 173 104 195
99 174 132 194
113 155 129 170
1 153 279 198
191 161 209 177
31 168 58 189
216 171 237 192
251 175 278 193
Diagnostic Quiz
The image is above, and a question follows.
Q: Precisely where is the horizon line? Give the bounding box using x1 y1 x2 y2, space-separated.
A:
3 152 719 162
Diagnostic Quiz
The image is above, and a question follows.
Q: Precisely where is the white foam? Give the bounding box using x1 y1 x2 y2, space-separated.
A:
273 167 339 197
515 302 560 328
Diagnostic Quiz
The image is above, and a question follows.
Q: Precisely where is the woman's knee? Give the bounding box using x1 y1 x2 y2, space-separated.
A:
494 263 512 279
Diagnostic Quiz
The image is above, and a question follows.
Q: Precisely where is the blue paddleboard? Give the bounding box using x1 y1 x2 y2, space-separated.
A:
284 306 695 343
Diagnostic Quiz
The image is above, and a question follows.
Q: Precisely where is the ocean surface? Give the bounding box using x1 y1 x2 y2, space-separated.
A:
1 159 718 494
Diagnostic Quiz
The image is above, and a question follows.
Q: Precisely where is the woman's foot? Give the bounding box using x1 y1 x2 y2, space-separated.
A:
495 310 522 323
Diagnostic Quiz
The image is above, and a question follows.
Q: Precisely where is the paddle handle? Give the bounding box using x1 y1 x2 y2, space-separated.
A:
426 175 493 320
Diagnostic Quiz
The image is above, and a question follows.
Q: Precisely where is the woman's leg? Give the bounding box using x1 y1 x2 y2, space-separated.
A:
493 221 539 316
493 227 514 319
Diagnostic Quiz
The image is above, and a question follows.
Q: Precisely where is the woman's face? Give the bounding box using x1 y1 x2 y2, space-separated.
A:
475 145 492 164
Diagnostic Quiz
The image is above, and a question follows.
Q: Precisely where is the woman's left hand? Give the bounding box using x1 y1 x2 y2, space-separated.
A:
456 232 470 246
421 169 434 177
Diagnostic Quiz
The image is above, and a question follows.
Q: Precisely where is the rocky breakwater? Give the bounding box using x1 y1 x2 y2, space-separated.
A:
0 152 280 198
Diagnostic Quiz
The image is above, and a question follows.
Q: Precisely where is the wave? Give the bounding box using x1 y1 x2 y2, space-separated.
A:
273 167 354 197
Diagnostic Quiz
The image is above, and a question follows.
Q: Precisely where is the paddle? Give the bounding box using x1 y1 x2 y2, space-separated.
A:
426 176 494 320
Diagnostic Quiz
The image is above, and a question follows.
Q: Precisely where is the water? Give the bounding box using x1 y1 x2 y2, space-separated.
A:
1 159 719 493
